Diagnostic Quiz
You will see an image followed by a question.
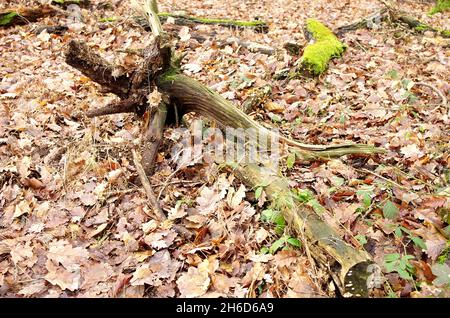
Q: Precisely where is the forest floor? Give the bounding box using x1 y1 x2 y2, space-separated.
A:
0 0 449 298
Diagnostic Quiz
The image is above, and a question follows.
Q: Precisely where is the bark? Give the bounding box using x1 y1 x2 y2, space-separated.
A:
64 37 383 297
66 41 131 98
135 13 269 33
0 5 57 27
156 73 382 159
141 102 168 175
235 163 373 296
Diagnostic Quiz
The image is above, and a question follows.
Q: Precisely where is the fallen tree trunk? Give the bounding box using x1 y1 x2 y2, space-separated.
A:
134 13 268 33
0 5 57 27
335 8 388 35
235 163 373 297
65 39 381 296
64 1 384 296
157 12 268 33
338 1 450 38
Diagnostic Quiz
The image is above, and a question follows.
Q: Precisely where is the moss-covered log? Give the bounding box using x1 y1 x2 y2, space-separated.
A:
158 12 268 33
0 5 57 27
235 163 373 296
134 12 268 33
395 14 450 37
296 19 346 76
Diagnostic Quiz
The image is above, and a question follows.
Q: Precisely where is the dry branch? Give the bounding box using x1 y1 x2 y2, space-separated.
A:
139 12 269 33
131 148 165 221
66 41 131 98
235 163 373 296
141 102 168 175
64 2 384 296
0 5 57 27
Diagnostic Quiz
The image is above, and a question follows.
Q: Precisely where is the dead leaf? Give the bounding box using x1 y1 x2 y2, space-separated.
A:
177 266 210 298
400 144 424 159
45 260 80 292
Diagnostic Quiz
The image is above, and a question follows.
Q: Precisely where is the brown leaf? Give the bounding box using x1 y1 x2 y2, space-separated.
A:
79 193 97 206
425 239 446 261
211 274 239 294
45 260 80 292
47 240 89 272
130 250 180 286
81 262 114 290
177 266 210 298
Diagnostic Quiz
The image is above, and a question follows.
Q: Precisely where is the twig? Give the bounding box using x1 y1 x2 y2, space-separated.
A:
412 82 448 108
356 168 413 192
132 148 166 221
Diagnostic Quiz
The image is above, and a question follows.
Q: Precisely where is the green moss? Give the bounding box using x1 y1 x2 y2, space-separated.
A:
52 0 80 4
440 30 450 37
99 16 117 23
298 19 346 76
429 0 450 15
157 12 267 28
0 12 18 26
158 65 180 83
414 23 430 32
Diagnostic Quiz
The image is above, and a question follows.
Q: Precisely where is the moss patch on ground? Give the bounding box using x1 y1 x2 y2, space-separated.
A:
298 19 346 76
0 12 18 26
429 0 450 15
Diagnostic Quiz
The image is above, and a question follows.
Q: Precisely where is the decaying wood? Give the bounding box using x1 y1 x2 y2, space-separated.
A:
131 148 165 221
235 163 374 296
165 24 276 55
376 0 450 37
64 0 386 296
0 5 57 27
135 12 269 33
33 25 68 35
66 41 131 98
335 8 388 35
283 42 302 56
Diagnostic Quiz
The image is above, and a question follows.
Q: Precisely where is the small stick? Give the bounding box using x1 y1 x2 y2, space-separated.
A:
132 148 166 221
413 82 447 108
356 168 414 192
